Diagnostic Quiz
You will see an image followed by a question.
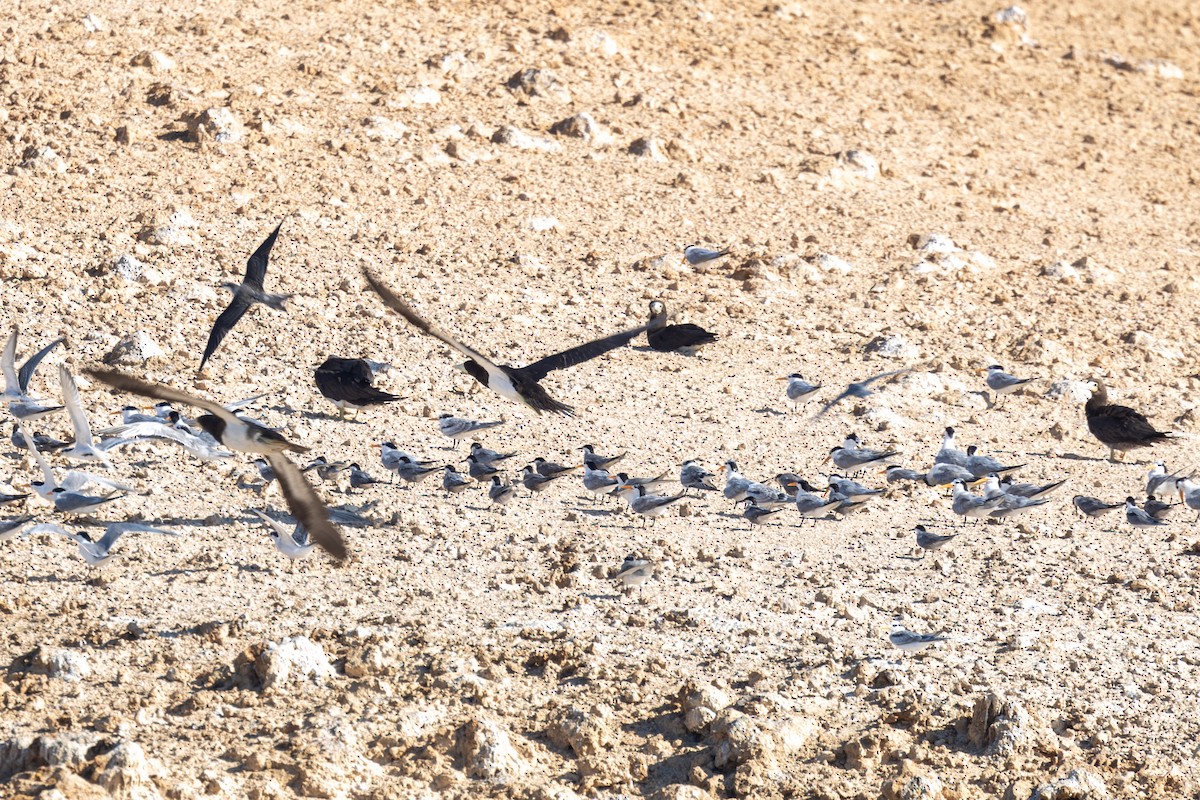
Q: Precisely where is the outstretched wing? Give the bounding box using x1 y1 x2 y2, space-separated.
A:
244 222 283 291
198 295 252 372
267 453 347 561
59 366 95 447
519 324 648 383
84 368 239 426
1 327 18 393
362 268 509 383
19 336 64 394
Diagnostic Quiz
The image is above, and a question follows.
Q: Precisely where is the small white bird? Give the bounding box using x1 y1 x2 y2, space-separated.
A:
614 483 686 526
1125 496 1166 529
889 618 948 653
249 509 315 562
1176 478 1200 522
915 525 957 556
934 427 969 468
781 373 821 404
682 244 730 266
52 488 125 515
983 364 1033 404
36 521 178 565
58 366 118 467
614 557 656 589
2 327 65 421
488 475 515 507
1146 462 1178 499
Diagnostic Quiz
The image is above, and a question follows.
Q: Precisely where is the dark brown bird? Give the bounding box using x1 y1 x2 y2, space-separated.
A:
314 357 401 419
646 300 717 353
84 368 347 562
1084 379 1172 462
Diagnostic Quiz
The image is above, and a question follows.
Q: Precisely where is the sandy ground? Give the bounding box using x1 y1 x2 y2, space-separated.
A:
2 0 1200 797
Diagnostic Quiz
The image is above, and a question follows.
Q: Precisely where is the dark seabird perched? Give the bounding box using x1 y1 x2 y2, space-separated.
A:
199 222 291 373
314 357 402 419
363 268 646 416
84 368 347 562
1084 379 1172 461
646 300 717 353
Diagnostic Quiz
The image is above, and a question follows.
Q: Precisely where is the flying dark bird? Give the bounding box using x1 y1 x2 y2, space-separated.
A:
84 368 347 562
646 300 717 353
198 222 291 373
362 268 646 416
1084 379 1172 461
813 368 911 419
314 357 402 419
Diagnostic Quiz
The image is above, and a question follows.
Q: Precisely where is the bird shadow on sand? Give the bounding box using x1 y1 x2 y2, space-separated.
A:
299 410 367 424
754 406 788 417
569 506 619 517
1030 451 1140 464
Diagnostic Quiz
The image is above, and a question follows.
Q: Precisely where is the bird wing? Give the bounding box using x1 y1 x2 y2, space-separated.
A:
98 523 179 551
266 452 347 561
19 336 64 395
519 324 649 383
16 422 56 487
244 222 283 291
362 268 511 387
84 368 241 427
59 366 95 447
1 327 18 394
198 294 253 372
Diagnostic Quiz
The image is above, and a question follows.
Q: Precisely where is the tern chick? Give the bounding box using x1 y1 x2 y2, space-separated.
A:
683 244 730 266
1072 495 1123 518
915 525 957 556
889 618 948 653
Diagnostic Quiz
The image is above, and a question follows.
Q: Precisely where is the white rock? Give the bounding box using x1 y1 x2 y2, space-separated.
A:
33 647 93 682
1044 379 1092 403
362 116 408 141
628 137 668 161
458 718 527 785
816 253 854 274
18 146 67 173
549 113 614 146
103 332 166 365
1042 260 1080 283
189 107 244 144
529 216 559 232
131 50 174 72
95 741 164 800
81 14 107 32
505 69 571 103
1032 768 1110 800
915 233 957 254
256 636 335 691
1137 59 1183 80
399 86 441 106
490 125 562 153
865 334 917 359
837 149 879 180
113 254 145 282
581 29 620 57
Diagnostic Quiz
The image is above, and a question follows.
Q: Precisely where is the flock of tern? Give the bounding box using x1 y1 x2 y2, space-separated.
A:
1 222 1186 653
